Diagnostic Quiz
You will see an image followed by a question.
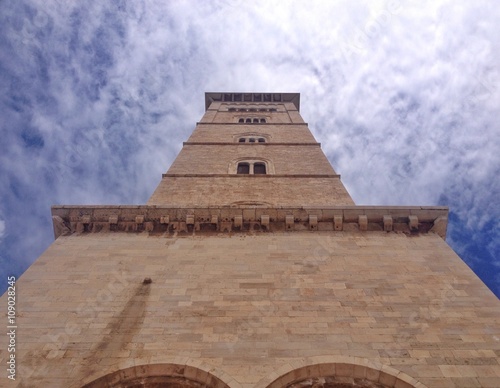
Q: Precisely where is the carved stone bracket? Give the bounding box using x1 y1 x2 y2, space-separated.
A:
51 205 448 240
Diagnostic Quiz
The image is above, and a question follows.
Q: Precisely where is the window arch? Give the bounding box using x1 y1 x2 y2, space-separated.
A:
230 158 274 175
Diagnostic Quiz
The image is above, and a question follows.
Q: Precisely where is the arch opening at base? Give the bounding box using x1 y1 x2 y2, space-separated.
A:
265 362 422 388
81 363 232 388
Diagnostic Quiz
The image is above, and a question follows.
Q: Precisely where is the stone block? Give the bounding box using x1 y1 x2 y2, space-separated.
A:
234 215 243 228
309 215 318 230
334 215 343 231
358 215 368 231
408 215 418 231
383 215 393 232
242 208 256 222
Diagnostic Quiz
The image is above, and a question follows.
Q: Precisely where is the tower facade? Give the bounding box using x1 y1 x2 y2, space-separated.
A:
1 93 499 388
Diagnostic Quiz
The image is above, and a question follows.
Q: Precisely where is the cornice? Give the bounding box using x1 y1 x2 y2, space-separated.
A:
160 174 341 178
182 142 321 146
51 205 448 240
205 92 300 111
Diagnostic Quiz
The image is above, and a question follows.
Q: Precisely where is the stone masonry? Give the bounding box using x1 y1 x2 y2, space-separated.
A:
0 92 499 388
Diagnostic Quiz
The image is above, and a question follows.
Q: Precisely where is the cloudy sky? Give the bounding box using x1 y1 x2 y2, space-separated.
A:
0 0 499 297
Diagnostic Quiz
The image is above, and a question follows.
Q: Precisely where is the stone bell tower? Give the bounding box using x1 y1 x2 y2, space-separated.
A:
1 92 499 388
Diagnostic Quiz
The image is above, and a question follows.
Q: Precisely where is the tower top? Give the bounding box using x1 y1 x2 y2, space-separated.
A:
205 92 300 111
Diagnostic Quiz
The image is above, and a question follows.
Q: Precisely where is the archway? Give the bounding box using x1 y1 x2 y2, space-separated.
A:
256 356 426 388
81 363 233 388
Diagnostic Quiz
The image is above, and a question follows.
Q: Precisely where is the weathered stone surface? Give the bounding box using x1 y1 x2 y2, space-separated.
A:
2 93 498 388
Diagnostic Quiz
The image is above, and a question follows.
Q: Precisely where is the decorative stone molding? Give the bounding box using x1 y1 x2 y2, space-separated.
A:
51 205 448 240
81 361 240 388
205 92 300 111
254 356 428 388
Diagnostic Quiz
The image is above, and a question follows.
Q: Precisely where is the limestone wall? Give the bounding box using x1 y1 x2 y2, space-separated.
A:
166 145 336 176
147 176 353 207
186 125 317 144
2 232 498 387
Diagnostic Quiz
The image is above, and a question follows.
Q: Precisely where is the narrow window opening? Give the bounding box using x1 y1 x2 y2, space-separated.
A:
249 138 255 143
258 138 265 143
228 108 236 112
237 163 250 174
238 118 244 123
260 118 266 123
245 118 251 123
238 138 246 143
253 118 259 123
254 163 266 174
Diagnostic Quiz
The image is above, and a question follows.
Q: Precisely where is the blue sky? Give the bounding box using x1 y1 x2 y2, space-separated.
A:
0 0 499 297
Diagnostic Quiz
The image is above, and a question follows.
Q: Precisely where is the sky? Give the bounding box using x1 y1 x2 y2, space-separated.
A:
0 0 499 297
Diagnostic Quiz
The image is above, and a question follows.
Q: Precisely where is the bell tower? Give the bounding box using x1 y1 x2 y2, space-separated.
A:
1 92 499 388
148 92 353 208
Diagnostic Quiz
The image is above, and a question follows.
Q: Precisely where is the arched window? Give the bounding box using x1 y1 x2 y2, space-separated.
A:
254 163 266 174
237 162 250 174
234 134 268 143
237 117 267 124
232 159 271 175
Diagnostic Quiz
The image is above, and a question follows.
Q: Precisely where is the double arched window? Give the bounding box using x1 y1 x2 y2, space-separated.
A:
236 161 267 175
230 158 273 175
